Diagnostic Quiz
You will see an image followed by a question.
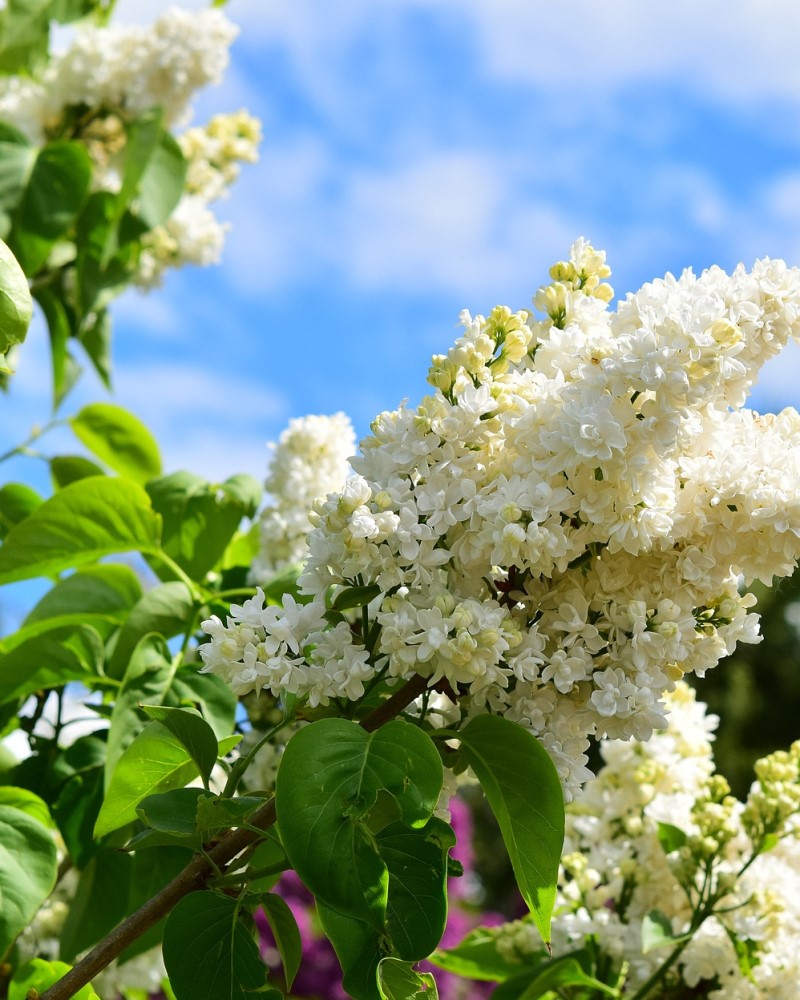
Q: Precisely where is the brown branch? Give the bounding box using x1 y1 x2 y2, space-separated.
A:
41 672 432 1000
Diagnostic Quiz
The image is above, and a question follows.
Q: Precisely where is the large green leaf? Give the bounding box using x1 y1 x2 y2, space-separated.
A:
25 564 141 625
59 848 134 961
0 236 31 354
459 715 564 945
0 564 142 654
0 801 58 957
275 718 442 930
8 959 99 1000
136 130 187 228
139 704 219 786
70 402 161 484
0 482 41 539
0 625 103 705
168 668 237 742
261 893 302 990
50 455 106 489
319 818 453 999
162 893 276 1000
146 471 261 580
94 721 201 838
106 580 194 679
105 633 175 783
11 141 91 274
0 475 161 584
35 284 81 409
317 906 381 1000
430 926 546 982
0 129 35 226
377 958 439 1000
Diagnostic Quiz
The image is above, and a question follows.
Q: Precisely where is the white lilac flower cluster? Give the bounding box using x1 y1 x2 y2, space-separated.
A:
492 682 800 998
248 413 357 585
0 8 257 287
0 7 237 143
200 241 800 798
135 109 262 287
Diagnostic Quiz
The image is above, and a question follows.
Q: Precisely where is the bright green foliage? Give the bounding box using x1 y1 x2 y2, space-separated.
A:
162 893 276 1000
459 714 564 945
95 721 206 838
377 958 439 1000
139 704 219 786
431 926 545 982
0 798 58 957
0 475 161 584
0 482 40 537
69 401 162 484
275 718 443 929
146 470 261 580
8 959 99 1000
0 235 31 359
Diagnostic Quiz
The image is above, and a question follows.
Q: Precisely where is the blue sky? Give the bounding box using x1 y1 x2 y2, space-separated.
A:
6 0 800 495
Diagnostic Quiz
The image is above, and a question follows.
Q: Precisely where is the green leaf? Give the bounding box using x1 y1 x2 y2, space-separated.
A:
146 471 262 580
0 133 35 228
0 786 53 827
275 718 443 930
95 721 202 838
333 583 382 611
78 308 112 388
35 284 81 410
51 454 106 489
75 191 138 315
24 562 141 625
136 787 207 838
162 892 274 1000
168 667 237 741
641 909 690 954
317 905 382 1000
194 794 263 837
261 892 302 989
53 765 105 868
0 475 161 584
0 236 31 354
377 958 439 1000
140 704 219 785
0 803 58 957
430 926 546 981
0 482 41 539
59 849 134 961
70 401 161 484
0 0 51 75
0 625 103 705
11 141 92 274
105 633 175 782
507 955 620 999
458 714 564 945
1 563 141 654
136 130 187 228
656 821 688 855
106 580 194 680
379 818 453 959
9 959 99 1000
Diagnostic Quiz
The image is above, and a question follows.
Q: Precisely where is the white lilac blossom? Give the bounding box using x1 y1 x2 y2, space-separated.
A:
490 682 800 998
135 110 261 287
0 7 237 144
249 413 357 584
201 241 800 798
0 9 258 287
